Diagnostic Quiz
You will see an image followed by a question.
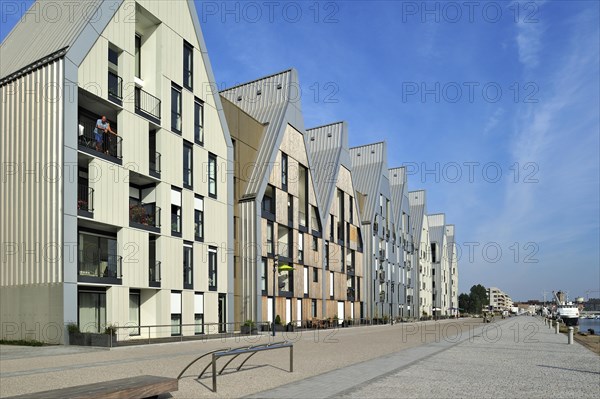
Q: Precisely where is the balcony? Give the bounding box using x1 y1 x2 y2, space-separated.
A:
379 250 386 261
108 71 123 105
129 203 161 232
135 87 161 124
78 251 122 284
78 113 122 162
77 184 94 217
149 261 161 288
149 151 161 178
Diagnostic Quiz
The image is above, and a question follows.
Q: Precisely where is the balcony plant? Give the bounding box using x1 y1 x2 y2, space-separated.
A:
130 204 149 225
77 200 88 210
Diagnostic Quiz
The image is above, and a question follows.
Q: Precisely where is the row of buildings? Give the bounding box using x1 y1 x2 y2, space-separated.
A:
0 0 459 344
487 287 514 312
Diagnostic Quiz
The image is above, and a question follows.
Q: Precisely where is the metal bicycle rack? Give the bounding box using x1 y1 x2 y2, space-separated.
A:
177 341 294 392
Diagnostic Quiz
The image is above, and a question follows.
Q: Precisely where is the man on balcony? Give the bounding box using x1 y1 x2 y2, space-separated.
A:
94 115 116 154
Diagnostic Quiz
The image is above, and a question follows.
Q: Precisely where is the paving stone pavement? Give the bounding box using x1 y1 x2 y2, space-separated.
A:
248 317 600 399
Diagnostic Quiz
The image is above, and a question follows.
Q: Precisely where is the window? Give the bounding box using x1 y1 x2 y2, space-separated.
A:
329 271 334 297
261 258 267 292
262 185 275 216
78 289 106 333
311 236 318 251
171 188 182 236
303 267 309 295
330 214 335 241
208 247 217 291
134 34 141 78
312 299 317 318
266 221 274 255
183 142 193 189
324 241 329 270
431 243 438 263
128 291 140 336
194 293 204 334
287 194 293 225
349 196 354 223
194 196 204 241
183 244 193 289
208 153 217 198
170 292 182 336
194 99 204 145
313 268 318 283
183 41 193 90
298 232 303 262
281 153 288 191
171 84 182 133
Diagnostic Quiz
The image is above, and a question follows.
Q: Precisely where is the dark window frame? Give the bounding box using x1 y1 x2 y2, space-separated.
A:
208 246 218 291
183 41 193 90
281 152 288 191
194 195 204 242
183 244 193 289
171 83 182 134
183 141 193 189
208 153 217 198
194 98 204 145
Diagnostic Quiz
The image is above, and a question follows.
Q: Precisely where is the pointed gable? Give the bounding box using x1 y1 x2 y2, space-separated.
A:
220 69 307 200
349 142 387 222
409 190 427 244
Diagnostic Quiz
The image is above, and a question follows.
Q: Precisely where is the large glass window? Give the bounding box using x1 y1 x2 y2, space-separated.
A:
261 258 267 292
194 292 204 334
171 188 182 236
183 142 193 189
208 247 217 291
266 221 274 255
78 232 118 278
194 196 204 241
183 41 193 90
281 153 288 191
183 244 193 289
78 290 106 333
208 153 217 198
194 98 204 145
134 34 141 78
262 185 275 215
129 291 140 336
171 84 182 133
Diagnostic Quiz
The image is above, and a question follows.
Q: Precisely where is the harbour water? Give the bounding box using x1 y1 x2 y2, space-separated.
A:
578 318 600 333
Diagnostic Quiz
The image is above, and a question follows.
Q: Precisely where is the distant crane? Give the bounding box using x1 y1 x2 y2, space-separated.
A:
542 291 550 307
585 290 600 301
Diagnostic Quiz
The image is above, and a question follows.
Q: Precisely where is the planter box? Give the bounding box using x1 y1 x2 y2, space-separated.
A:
69 332 116 347
274 324 285 332
285 324 295 332
241 326 258 335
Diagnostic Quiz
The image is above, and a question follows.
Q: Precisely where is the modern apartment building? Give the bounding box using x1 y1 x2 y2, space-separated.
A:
349 143 400 319
488 287 513 311
445 224 459 316
221 69 330 326
409 190 432 317
0 0 233 343
389 167 414 318
306 122 365 322
428 214 450 316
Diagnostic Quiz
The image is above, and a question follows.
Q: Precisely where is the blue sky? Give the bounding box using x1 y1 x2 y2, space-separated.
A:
2 1 598 301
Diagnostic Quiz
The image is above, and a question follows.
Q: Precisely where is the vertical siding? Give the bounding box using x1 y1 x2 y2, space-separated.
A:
1 60 64 286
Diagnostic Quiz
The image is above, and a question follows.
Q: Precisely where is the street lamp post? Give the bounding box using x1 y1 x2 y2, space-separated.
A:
273 254 278 337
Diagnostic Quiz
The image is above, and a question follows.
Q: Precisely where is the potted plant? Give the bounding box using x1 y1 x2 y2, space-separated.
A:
332 314 339 327
382 314 389 324
274 315 285 332
241 320 257 335
286 321 295 332
67 323 87 346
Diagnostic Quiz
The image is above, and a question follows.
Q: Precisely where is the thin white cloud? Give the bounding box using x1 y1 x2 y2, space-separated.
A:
514 1 547 69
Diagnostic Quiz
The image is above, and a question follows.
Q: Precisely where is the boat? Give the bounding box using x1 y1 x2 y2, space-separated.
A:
553 291 579 327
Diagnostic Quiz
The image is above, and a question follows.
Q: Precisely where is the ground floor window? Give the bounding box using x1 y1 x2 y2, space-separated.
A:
171 314 181 336
311 299 317 318
78 289 106 333
129 291 140 336
195 314 204 334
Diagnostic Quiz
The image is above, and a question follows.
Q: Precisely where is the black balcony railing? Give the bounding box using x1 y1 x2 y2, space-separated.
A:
150 261 161 283
78 184 94 213
149 152 161 175
129 203 161 229
78 116 122 160
78 251 122 279
108 71 123 100
135 87 161 121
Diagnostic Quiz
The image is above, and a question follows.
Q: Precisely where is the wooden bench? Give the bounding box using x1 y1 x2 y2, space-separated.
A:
5 375 178 399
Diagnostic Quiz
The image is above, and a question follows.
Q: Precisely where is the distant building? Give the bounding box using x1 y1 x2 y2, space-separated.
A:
487 287 513 311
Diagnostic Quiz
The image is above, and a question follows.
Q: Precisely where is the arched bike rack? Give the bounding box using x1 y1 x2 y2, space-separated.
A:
177 341 293 392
